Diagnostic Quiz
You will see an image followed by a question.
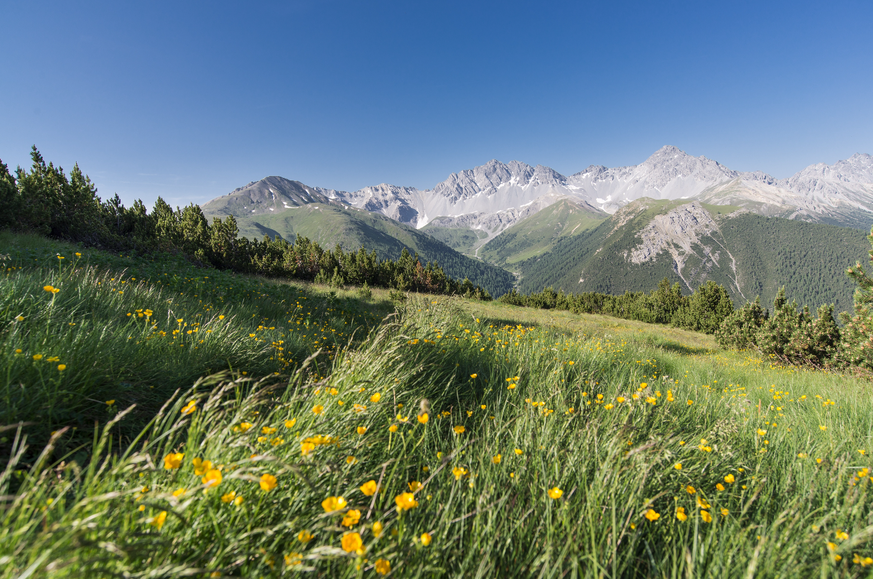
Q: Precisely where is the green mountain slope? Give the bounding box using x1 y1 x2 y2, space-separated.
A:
419 224 488 256
479 198 607 267
513 199 869 314
222 204 515 297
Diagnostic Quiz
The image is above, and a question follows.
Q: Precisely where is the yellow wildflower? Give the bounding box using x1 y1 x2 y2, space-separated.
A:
341 532 364 554
395 492 418 512
322 496 348 512
342 509 361 527
147 511 167 530
284 553 302 566
192 458 212 475
202 469 222 488
375 558 391 575
259 473 277 492
163 452 184 470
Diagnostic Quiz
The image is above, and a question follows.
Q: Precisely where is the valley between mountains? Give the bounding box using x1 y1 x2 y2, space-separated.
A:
201 146 873 313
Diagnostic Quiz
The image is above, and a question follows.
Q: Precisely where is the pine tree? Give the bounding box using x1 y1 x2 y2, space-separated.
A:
835 227 873 369
0 159 17 229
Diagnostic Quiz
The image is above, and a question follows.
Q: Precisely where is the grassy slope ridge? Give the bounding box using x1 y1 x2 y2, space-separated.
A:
3 231 873 577
223 204 515 297
479 198 607 267
418 224 488 257
512 201 869 314
0 230 392 454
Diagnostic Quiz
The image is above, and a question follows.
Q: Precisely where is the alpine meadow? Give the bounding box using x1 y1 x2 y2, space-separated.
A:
4 144 873 579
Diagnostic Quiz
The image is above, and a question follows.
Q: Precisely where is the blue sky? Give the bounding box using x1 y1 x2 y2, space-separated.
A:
2 0 871 208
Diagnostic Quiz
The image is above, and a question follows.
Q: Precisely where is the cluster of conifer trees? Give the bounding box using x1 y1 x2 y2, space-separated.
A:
501 260 873 372
0 147 492 299
499 279 735 334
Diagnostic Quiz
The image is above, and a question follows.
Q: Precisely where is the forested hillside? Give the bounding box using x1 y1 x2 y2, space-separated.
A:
512 202 869 314
227 204 514 296
719 214 868 311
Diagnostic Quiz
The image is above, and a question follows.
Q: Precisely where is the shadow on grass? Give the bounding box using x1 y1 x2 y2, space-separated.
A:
652 340 714 356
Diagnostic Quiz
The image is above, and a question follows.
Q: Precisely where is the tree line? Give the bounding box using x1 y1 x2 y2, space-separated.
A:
0 147 492 299
500 256 873 374
498 279 735 334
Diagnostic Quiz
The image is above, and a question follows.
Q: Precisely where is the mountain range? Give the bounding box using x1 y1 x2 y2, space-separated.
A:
202 146 873 311
309 146 873 236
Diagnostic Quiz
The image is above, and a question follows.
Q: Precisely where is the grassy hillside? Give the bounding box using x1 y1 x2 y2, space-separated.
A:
3 230 873 577
228 204 515 297
418 224 488 256
514 202 869 314
0 230 392 454
480 198 606 267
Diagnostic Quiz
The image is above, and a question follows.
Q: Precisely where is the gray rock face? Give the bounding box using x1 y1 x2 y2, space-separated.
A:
777 153 873 212
625 201 742 296
315 159 574 231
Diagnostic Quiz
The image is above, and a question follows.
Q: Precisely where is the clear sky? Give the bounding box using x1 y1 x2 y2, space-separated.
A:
2 0 871 209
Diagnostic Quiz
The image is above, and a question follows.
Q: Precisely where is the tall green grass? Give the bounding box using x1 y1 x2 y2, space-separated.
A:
2 232 873 577
0 231 390 457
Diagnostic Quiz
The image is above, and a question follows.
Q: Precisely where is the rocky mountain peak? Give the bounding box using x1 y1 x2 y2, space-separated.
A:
645 145 688 162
